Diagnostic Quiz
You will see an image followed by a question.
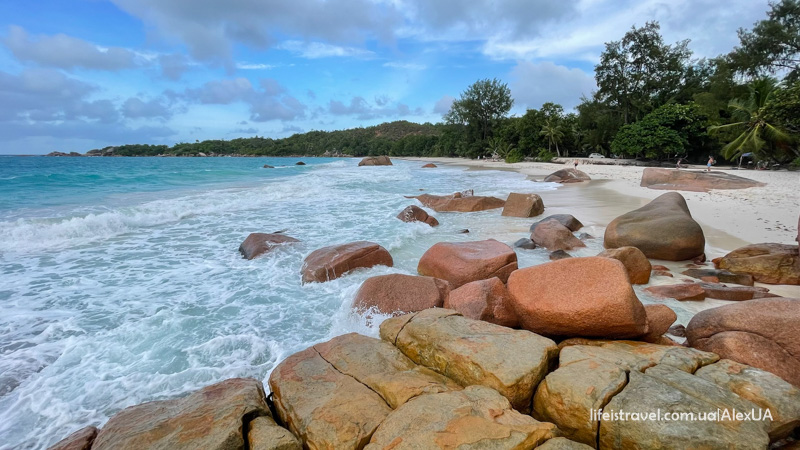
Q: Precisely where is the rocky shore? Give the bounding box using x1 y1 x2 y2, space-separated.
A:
47 157 800 449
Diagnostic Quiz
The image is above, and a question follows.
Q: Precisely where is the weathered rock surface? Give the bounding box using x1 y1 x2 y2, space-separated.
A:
544 168 591 183
643 304 677 343
92 378 270 450
48 426 98 450
352 274 450 315
268 347 391 449
514 237 537 249
530 220 586 251
695 359 800 439
549 250 572 260
507 257 648 339
366 386 559 450
599 371 770 450
358 156 392 166
410 192 506 212
644 283 707 301
314 333 460 409
444 277 519 328
301 241 393 283
239 233 300 260
381 308 558 412
597 246 652 284
417 239 518 288
686 298 800 386
714 243 800 285
698 282 773 301
248 416 302 450
640 167 766 191
533 358 627 446
604 192 705 261
530 214 583 233
557 341 718 373
682 268 754 286
502 193 545 217
535 437 595 449
421 163 436 168
396 205 438 227
295 161 305 165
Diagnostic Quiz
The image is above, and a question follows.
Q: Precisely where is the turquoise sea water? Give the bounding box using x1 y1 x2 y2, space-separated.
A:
0 156 582 449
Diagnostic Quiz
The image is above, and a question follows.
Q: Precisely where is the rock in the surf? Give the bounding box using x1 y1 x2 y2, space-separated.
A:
301 241 393 283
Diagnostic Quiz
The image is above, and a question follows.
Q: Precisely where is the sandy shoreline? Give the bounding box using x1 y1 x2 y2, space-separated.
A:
399 156 800 298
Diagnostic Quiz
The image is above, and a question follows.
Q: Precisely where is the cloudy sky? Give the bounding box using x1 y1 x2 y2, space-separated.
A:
0 0 770 154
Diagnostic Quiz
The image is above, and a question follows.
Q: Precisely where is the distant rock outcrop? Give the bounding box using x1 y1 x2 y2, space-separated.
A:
301 241 393 283
604 192 705 261
421 163 436 168
358 156 392 166
543 168 591 183
640 168 766 192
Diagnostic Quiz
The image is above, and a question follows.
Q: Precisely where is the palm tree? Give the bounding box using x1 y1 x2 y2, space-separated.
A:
710 78 791 162
485 137 515 160
540 120 565 157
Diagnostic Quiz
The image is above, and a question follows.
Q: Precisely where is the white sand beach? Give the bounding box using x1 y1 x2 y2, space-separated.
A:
401 157 800 298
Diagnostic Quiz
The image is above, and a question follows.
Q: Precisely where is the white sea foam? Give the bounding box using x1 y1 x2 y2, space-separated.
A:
0 160 559 449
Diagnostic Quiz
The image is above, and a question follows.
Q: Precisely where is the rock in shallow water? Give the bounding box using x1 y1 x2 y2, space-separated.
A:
352 274 449 315
239 233 300 260
301 241 393 283
502 192 544 217
417 239 517 289
714 243 800 285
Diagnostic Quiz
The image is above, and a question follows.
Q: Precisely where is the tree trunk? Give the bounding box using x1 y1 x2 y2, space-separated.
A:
555 142 561 157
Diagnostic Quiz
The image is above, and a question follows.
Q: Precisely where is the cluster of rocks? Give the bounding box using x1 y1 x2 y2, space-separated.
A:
50 308 800 450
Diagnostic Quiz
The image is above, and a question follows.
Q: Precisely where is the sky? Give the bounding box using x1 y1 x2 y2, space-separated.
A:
0 0 772 154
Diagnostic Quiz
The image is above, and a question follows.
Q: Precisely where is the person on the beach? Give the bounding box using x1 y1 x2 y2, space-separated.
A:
707 156 714 171
573 159 578 169
676 157 682 169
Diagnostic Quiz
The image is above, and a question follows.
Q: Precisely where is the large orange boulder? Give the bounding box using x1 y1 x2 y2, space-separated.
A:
543 168 591 183
239 233 300 260
507 257 648 339
417 239 518 289
714 243 800 285
410 192 505 212
686 298 800 386
443 277 518 328
353 274 450 315
396 205 438 227
530 219 586 251
302 241 393 283
48 426 98 450
597 246 652 284
604 192 705 261
358 156 392 166
501 193 544 218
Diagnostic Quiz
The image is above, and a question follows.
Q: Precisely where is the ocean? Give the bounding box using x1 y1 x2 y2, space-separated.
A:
0 156 577 449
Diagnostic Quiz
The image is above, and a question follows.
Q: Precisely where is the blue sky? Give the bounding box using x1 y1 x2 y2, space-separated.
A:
0 0 771 154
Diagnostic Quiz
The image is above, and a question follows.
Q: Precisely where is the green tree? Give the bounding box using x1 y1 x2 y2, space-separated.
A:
611 102 708 159
729 0 800 82
594 22 692 125
539 120 565 157
444 78 514 145
710 78 793 161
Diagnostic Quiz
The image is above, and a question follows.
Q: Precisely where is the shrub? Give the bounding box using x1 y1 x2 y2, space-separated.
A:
505 148 525 163
536 148 555 162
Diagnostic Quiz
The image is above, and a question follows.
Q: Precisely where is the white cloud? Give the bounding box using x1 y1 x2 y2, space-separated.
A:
509 61 596 110
2 25 140 71
277 41 375 59
236 63 276 70
328 96 423 120
182 77 306 121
